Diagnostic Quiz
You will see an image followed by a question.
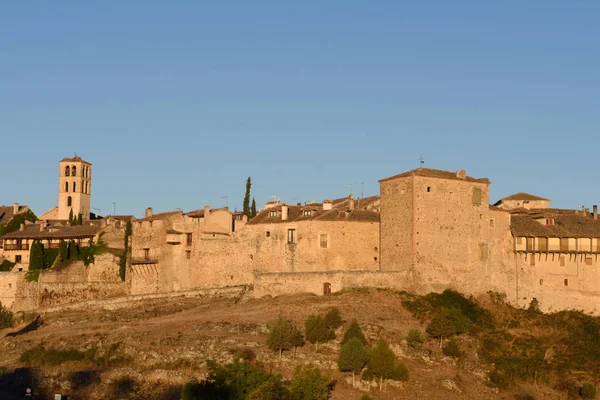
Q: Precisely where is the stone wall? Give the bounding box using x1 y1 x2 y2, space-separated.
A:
0 271 37 311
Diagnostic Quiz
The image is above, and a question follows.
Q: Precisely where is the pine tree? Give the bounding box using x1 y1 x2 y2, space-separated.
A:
342 319 367 345
267 316 298 361
292 325 304 358
304 315 335 351
251 198 257 218
325 308 343 329
338 337 370 388
29 240 44 270
243 177 252 217
426 308 459 347
367 339 397 391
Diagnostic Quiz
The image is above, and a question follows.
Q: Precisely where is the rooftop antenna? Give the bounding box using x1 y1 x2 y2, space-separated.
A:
345 184 352 196
74 151 78 158
110 202 116 216
419 154 425 168
92 207 101 216
271 195 277 203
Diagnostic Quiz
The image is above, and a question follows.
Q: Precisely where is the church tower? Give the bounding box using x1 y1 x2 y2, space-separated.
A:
58 157 92 221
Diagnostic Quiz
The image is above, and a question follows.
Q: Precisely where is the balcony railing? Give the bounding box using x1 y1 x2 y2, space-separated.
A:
3 244 29 251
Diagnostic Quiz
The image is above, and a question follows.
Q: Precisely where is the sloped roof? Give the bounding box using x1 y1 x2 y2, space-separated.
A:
511 212 600 238
499 192 549 202
60 156 92 164
379 168 489 184
136 211 182 222
248 205 379 225
3 222 102 239
0 205 29 225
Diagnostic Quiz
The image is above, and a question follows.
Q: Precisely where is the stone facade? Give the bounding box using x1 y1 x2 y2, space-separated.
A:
58 157 92 221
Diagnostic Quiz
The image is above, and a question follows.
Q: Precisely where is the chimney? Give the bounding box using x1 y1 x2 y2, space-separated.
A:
594 205 598 220
456 170 466 179
39 222 44 232
310 200 315 205
323 200 333 211
13 203 19 214
348 194 355 211
281 203 289 221
204 205 210 217
20 223 24 231
145 207 153 218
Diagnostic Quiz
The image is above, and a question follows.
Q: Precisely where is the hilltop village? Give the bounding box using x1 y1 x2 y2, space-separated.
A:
1 156 600 315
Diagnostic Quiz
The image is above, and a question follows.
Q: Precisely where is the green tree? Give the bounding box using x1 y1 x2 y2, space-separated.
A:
426 309 458 347
267 316 299 361
68 209 74 225
367 340 397 391
248 379 289 400
338 337 370 387
59 240 68 262
289 365 331 400
119 220 132 282
0 301 14 329
250 198 257 218
342 319 367 345
324 308 343 330
243 177 252 218
77 213 83 225
291 325 304 358
29 240 44 271
407 329 424 349
305 315 335 351
582 382 597 399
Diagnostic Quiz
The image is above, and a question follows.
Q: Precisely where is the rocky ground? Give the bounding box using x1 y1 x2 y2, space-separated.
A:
0 289 563 399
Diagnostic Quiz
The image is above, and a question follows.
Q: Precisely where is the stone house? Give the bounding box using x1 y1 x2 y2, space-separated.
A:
494 192 551 210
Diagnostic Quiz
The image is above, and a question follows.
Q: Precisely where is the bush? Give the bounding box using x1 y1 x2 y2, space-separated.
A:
366 339 408 391
391 362 409 381
20 346 96 366
0 260 15 271
338 337 370 387
289 365 331 400
324 308 343 329
267 316 303 360
342 319 367 345
407 329 424 349
232 348 256 363
0 302 14 329
442 339 463 359
582 382 597 399
488 369 510 390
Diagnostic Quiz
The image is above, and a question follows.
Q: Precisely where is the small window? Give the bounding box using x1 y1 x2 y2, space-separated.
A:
546 218 555 226
530 254 536 266
144 249 150 260
287 229 297 244
539 279 543 286
526 238 535 251
516 237 523 245
472 187 482 206
304 210 312 216
323 282 331 295
15 255 22 263
538 237 548 252
186 233 193 246
65 182 69 192
427 186 431 193
67 196 72 207
560 238 569 251
72 166 77 177
489 219 495 228
266 231 271 237
564 279 568 286
149 221 153 228
186 250 191 260
73 182 77 193
560 256 566 267
269 211 277 217
65 166 70 177
319 234 328 249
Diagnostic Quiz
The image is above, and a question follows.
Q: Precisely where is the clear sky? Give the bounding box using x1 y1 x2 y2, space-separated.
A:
2 1 599 217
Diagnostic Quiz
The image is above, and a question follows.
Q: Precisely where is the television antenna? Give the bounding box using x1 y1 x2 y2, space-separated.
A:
110 202 116 216
419 154 425 168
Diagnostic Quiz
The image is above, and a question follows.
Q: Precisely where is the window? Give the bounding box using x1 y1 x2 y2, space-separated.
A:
319 234 328 249
526 238 534 251
72 166 77 177
564 279 568 286
67 196 72 207
539 279 544 286
65 182 69 192
73 182 77 193
266 231 271 237
269 211 277 217
15 255 22 263
489 219 495 228
186 233 193 246
427 186 431 192
517 237 523 245
304 210 312 216
65 166 70 177
144 248 150 260
287 229 297 244
560 256 566 267
546 218 555 226
560 238 569 251
323 282 331 295
472 188 482 206
186 251 191 260
530 254 535 266
538 237 548 252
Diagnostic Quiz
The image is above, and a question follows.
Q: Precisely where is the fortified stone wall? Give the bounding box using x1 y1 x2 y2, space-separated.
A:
380 176 414 271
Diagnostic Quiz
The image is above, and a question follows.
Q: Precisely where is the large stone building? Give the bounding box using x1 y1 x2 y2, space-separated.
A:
3 157 600 315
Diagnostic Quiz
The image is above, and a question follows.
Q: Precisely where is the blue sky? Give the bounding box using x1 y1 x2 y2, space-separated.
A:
1 1 599 217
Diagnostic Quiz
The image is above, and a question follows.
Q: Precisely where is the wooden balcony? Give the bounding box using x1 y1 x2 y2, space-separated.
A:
3 244 29 251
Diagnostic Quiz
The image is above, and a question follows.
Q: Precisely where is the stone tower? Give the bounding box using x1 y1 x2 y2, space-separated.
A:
58 157 92 221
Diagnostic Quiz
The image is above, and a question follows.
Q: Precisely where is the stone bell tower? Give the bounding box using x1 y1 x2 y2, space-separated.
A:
58 156 92 221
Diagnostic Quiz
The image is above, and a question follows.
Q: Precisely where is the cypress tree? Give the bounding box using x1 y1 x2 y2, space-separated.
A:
338 337 370 387
267 316 298 361
59 240 68 262
77 213 83 225
243 177 252 217
29 240 44 270
68 209 74 225
342 319 367 345
251 198 257 218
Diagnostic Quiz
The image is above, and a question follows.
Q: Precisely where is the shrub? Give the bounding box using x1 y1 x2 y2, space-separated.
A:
324 308 343 329
20 346 96 366
391 362 409 381
366 339 403 391
407 329 424 349
527 298 541 314
442 339 463 359
29 240 44 271
338 337 370 387
342 319 367 345
289 365 331 400
0 302 14 329
233 348 256 362
582 383 597 399
0 260 15 271
305 315 335 351
488 369 510 390
248 379 289 400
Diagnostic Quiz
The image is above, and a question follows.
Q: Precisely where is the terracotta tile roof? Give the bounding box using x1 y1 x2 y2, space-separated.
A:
511 213 600 238
60 156 91 164
248 205 379 225
136 211 182 222
498 192 549 202
331 195 380 211
489 205 510 213
0 205 30 225
2 222 102 240
186 208 228 218
106 215 134 221
379 168 489 184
